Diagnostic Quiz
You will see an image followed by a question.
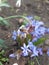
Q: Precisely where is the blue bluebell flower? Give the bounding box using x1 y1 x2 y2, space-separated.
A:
32 37 38 43
32 31 42 39
38 26 46 35
31 19 36 26
17 29 21 36
35 21 44 30
27 41 35 51
34 30 42 39
27 41 38 57
33 26 47 39
31 20 44 30
9 53 16 58
31 46 38 57
12 30 17 40
21 43 31 56
25 23 30 28
37 48 43 55
47 28 49 33
26 16 33 20
12 35 17 40
35 30 41 36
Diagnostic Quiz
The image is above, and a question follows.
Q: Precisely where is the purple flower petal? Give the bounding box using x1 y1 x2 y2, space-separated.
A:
26 16 33 20
32 37 38 42
12 30 17 40
12 36 17 40
31 47 38 57
9 54 16 58
47 28 49 33
12 30 17 36
37 48 43 55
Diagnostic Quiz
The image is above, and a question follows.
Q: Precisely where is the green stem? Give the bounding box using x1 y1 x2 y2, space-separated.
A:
4 15 31 24
35 57 40 65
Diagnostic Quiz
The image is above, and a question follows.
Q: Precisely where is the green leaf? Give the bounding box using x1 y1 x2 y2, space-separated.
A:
23 13 27 16
34 16 41 20
28 60 34 65
0 62 3 65
0 50 9 64
0 3 10 7
33 38 46 46
0 17 10 27
2 0 8 3
1 58 9 62
0 39 7 48
0 55 2 58
22 20 28 25
0 50 5 55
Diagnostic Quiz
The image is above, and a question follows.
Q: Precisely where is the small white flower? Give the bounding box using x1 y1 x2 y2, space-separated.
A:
16 0 21 7
17 29 21 36
13 63 18 65
19 25 25 29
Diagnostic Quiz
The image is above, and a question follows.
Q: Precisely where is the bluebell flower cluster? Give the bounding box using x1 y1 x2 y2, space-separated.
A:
26 16 49 42
21 42 39 57
10 16 49 58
